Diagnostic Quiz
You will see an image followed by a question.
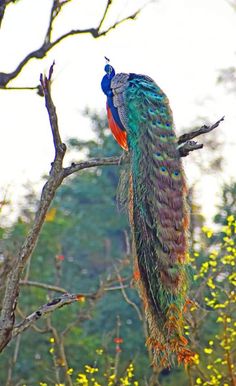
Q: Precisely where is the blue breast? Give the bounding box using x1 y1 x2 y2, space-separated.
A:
101 65 126 131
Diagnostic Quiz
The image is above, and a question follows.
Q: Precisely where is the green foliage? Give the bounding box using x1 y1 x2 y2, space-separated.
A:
186 214 236 385
0 112 235 385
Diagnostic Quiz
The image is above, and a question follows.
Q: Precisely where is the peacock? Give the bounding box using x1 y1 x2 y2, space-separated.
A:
101 63 194 367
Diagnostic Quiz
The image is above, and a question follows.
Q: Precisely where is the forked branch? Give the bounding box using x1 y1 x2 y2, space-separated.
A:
0 0 142 88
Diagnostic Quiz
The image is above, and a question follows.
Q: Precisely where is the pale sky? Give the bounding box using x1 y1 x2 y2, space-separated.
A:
0 0 236 223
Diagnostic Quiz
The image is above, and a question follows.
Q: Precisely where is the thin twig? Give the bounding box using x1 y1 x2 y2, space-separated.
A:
16 305 49 334
0 1 142 87
47 318 73 386
98 0 113 30
178 140 203 157
12 293 90 338
114 265 143 321
63 156 122 177
178 116 225 145
19 280 68 294
4 86 39 91
0 0 11 28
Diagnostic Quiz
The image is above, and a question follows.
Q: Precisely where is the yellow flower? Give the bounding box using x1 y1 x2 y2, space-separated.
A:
49 337 55 343
207 278 216 289
192 353 200 365
109 374 115 381
85 365 98 374
66 368 73 375
49 347 54 354
119 377 130 385
227 215 234 223
196 378 202 384
76 373 88 385
96 348 104 355
204 347 213 354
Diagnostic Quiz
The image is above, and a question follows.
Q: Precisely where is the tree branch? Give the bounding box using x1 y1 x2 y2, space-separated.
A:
178 140 203 157
0 0 141 87
13 278 122 339
63 117 224 176
178 116 225 145
98 0 113 31
0 64 66 352
19 280 68 294
12 293 90 338
63 156 122 177
114 265 143 321
0 0 12 28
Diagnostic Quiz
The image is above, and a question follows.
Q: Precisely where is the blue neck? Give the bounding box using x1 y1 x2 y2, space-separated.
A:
101 64 115 96
101 64 125 132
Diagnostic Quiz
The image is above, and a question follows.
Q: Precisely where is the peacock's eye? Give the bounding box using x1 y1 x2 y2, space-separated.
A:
173 170 180 176
160 166 167 172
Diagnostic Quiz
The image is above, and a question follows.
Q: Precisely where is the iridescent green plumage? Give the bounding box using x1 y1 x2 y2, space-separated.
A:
101 66 194 366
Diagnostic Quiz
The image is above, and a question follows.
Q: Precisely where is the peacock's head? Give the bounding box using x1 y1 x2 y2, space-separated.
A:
101 63 115 96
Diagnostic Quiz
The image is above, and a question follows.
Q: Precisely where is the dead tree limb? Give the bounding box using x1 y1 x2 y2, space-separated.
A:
0 0 12 28
0 64 66 352
19 280 68 294
63 117 224 175
0 0 142 88
12 293 92 339
178 116 225 145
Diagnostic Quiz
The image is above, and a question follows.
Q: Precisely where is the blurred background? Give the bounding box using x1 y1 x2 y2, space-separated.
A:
0 0 236 385
0 0 236 221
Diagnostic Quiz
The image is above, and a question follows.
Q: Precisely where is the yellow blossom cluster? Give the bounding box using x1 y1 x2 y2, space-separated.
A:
192 216 236 386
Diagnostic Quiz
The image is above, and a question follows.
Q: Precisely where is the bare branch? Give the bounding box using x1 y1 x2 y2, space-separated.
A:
47 319 73 386
98 0 113 31
63 118 222 178
3 86 40 91
63 156 122 177
97 9 141 36
0 0 13 28
0 66 66 352
19 280 68 294
0 0 141 87
178 116 225 145
178 140 203 157
12 293 88 338
114 265 143 321
40 61 64 154
16 306 49 333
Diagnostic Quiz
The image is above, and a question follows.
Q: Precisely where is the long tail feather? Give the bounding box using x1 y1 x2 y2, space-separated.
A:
125 79 194 366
